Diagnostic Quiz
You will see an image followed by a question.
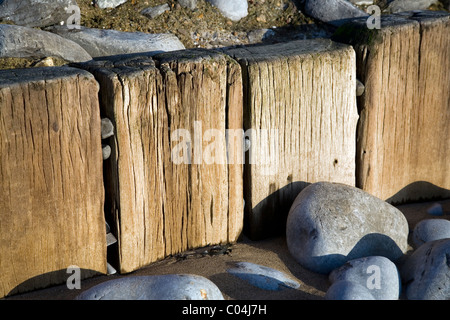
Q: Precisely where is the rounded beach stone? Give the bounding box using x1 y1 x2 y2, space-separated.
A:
400 239 450 300
205 0 248 21
141 4 171 19
76 274 224 300
329 256 401 300
286 182 409 274
48 26 185 58
0 24 92 62
178 0 197 10
227 262 300 291
325 280 375 300
304 0 368 27
102 144 111 160
386 0 439 13
101 118 115 139
412 219 450 248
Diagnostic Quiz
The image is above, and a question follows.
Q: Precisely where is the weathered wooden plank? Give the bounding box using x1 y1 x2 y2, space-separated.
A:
225 39 359 240
77 50 243 273
333 11 450 204
0 67 106 298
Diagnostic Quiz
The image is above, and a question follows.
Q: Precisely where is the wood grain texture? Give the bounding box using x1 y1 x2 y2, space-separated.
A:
0 67 106 298
77 50 243 273
333 11 450 203
226 39 358 240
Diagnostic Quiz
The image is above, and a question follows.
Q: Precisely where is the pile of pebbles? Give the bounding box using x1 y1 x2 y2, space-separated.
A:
286 182 450 300
1 0 447 68
77 182 449 300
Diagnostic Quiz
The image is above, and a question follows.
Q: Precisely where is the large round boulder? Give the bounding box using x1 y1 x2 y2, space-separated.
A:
286 182 409 274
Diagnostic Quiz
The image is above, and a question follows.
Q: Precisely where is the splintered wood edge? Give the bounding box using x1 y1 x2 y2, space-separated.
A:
0 65 96 87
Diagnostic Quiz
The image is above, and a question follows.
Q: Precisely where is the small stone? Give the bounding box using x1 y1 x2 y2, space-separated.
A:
76 274 224 300
101 118 115 139
348 0 374 5
329 256 401 300
106 263 117 275
227 262 300 291
205 0 249 21
427 203 444 216
106 232 117 246
32 57 56 67
178 0 197 10
286 182 409 274
102 144 112 160
412 219 450 248
0 0 78 28
247 29 276 43
303 0 368 27
141 4 171 19
256 14 267 23
95 0 127 9
386 0 439 13
400 239 450 300
48 26 185 58
325 280 376 300
356 79 365 96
